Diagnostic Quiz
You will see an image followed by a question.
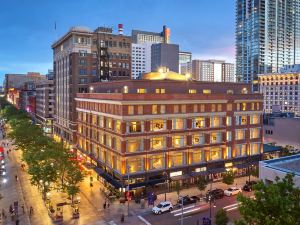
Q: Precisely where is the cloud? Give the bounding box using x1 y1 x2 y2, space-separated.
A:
193 45 236 63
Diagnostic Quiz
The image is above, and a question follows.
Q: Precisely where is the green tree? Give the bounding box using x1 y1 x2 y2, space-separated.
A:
215 208 229 225
196 176 208 196
175 181 181 197
235 174 300 225
222 170 235 187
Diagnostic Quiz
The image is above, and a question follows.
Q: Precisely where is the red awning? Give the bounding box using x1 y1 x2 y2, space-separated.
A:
0 147 4 152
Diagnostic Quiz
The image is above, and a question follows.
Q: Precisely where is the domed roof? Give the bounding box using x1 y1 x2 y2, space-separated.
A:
142 71 191 81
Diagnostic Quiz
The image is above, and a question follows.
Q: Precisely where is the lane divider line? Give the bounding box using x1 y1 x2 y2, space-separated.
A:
171 204 195 213
138 215 152 225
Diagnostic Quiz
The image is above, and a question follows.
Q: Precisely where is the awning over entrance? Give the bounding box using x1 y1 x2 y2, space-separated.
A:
93 167 123 189
170 174 191 181
208 168 226 174
234 162 258 169
190 171 210 177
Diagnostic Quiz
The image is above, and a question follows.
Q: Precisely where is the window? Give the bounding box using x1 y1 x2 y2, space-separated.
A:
242 103 247 111
226 131 232 141
106 118 112 129
169 152 184 167
193 104 198 113
181 105 186 113
192 149 202 164
137 105 143 115
192 133 205 145
155 88 165 94
211 104 216 112
98 116 104 127
217 104 222 112
235 129 245 140
250 115 260 124
203 89 211 94
128 121 142 133
128 106 134 115
137 88 147 93
256 102 260 110
210 147 222 161
150 137 165 150
242 88 248 94
174 105 179 113
172 135 186 148
200 104 205 112
115 138 121 151
152 105 158 114
127 157 143 173
149 154 164 170
150 120 166 132
127 139 143 152
251 103 255 110
210 117 221 127
160 105 166 114
250 143 260 155
115 120 121 133
189 89 197 94
250 128 260 139
237 103 240 111
225 147 232 159
123 86 128 93
210 132 222 143
226 117 232 126
172 118 185 130
236 115 247 125
227 90 234 94
193 117 205 128
235 144 247 157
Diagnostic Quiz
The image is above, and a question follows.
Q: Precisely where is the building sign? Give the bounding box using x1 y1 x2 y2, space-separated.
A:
170 171 182 177
225 162 233 168
195 167 206 172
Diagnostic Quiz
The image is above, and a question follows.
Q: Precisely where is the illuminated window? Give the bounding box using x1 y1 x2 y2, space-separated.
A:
92 115 97 124
137 105 143 115
150 137 165 150
149 154 164 170
250 128 260 139
203 89 211 94
115 138 121 151
200 104 205 112
192 133 205 145
98 115 104 127
106 118 112 129
250 143 260 155
128 121 142 133
251 103 255 110
137 88 147 93
235 129 245 140
210 147 222 161
236 115 247 125
242 103 247 111
193 117 205 128
174 105 179 113
192 149 202 164
152 105 158 114
169 152 184 167
155 88 165 94
128 106 134 115
193 104 198 113
127 157 144 173
226 131 232 141
106 135 113 148
256 102 260 110
123 86 128 93
172 135 186 148
160 105 166 114
210 132 222 143
227 90 234 94
250 115 260 124
242 87 248 94
115 120 121 133
227 103 232 111
172 118 185 130
226 116 232 126
126 139 143 152
235 144 247 157
225 147 232 159
217 104 222 112
211 104 216 112
210 117 221 127
189 89 197 94
181 105 186 113
237 103 240 111
150 120 166 131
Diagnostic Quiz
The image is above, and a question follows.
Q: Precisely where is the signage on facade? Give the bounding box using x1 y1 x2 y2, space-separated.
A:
170 171 182 177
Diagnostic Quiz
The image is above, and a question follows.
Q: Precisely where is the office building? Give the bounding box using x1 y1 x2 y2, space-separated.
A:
52 26 132 145
75 71 263 190
36 79 54 134
179 52 192 74
151 43 179 72
258 73 300 115
236 0 300 84
131 43 151 79
132 25 170 44
192 60 235 82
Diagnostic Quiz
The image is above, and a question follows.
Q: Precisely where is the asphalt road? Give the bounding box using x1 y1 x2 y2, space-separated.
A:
141 191 253 225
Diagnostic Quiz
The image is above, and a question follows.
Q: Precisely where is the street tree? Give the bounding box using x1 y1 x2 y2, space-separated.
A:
175 181 181 197
196 176 208 196
215 208 229 225
235 174 300 225
222 170 235 187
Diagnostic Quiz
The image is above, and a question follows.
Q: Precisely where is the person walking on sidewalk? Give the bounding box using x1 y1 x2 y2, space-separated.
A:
29 206 33 216
21 204 24 214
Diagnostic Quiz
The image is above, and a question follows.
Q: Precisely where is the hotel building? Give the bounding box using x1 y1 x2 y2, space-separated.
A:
75 72 263 189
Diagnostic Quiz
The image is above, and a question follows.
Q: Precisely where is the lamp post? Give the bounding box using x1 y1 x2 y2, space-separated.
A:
127 165 130 216
163 172 169 201
180 195 184 225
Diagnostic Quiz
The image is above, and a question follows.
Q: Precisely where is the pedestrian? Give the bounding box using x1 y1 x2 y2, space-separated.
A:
2 208 6 219
15 218 19 225
9 205 13 214
21 204 24 214
29 206 33 216
107 201 110 208
15 175 18 181
103 202 106 209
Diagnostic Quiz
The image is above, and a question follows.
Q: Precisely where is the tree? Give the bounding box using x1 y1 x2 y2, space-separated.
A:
175 181 181 197
196 176 208 196
222 170 235 187
215 209 229 225
235 174 300 225
251 167 259 178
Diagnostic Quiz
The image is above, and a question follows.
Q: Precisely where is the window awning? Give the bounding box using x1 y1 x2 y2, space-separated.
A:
190 171 210 177
170 174 191 181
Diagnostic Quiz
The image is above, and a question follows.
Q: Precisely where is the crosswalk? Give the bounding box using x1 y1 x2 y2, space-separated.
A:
223 195 255 212
171 203 210 217
84 220 117 225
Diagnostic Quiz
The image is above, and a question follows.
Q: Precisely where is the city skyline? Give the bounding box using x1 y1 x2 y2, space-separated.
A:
0 0 235 83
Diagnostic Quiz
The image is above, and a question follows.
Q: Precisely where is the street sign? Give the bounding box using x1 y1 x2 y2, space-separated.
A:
202 217 211 225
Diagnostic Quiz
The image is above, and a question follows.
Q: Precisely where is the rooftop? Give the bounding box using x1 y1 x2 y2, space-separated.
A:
263 154 300 176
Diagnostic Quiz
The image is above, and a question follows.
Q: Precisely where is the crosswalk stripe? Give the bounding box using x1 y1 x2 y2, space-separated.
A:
171 205 195 213
223 203 238 209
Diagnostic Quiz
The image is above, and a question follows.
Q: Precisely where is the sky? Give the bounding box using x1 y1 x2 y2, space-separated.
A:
0 0 235 83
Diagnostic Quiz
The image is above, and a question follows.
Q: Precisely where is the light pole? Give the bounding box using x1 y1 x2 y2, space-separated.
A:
163 171 168 201
180 196 184 225
127 165 130 216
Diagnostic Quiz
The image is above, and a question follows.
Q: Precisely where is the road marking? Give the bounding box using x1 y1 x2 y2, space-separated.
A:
226 206 238 211
138 215 152 225
171 204 195 213
173 205 208 217
223 203 238 209
223 203 239 212
108 221 116 225
178 216 192 221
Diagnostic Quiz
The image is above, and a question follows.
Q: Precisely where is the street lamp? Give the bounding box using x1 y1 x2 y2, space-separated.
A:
162 171 169 202
180 195 184 225
127 165 131 216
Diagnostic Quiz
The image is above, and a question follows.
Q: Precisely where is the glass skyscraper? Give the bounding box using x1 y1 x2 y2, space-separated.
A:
236 0 300 84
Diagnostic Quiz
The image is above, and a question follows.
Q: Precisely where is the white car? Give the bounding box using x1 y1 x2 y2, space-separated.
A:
224 187 242 196
152 201 173 214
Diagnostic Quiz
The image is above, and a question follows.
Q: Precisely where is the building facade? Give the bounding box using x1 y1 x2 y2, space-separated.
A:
131 43 151 79
52 26 132 145
179 52 192 74
236 0 300 84
151 43 179 72
192 60 235 82
75 72 263 189
36 79 54 134
258 73 300 115
132 25 170 44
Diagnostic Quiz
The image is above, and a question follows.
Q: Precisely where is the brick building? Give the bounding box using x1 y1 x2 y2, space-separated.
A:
75 72 263 190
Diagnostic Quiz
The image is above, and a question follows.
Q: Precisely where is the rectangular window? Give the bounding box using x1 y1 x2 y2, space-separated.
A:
150 120 166 132
106 118 112 130
235 144 247 157
211 104 216 112
217 104 222 112
200 104 205 112
127 157 143 173
227 103 232 111
225 147 232 159
210 147 222 161
128 121 142 133
152 105 158 114
128 106 134 115
236 115 247 125
174 105 179 113
172 135 186 148
181 105 186 113
210 132 222 144
235 129 245 140
137 105 143 115
98 116 104 127
127 139 143 153
250 143 260 155
192 149 202 164
226 131 232 141
242 103 247 111
169 152 184 167
193 104 198 113
155 88 165 94
149 154 164 170
192 133 205 145
203 89 211 94
226 116 232 126
189 89 197 94
150 137 165 150
137 88 147 93
237 103 240 111
160 105 166 114
115 120 121 133
172 118 185 130
210 117 221 127
193 117 205 128
250 115 260 124
250 128 260 139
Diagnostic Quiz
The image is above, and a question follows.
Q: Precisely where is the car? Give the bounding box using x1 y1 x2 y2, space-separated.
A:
206 189 224 201
224 187 242 196
177 196 197 206
190 196 200 202
152 201 173 214
243 181 257 192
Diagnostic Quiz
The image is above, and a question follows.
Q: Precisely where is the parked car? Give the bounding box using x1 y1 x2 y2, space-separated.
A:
206 189 224 201
243 181 257 192
152 201 173 214
190 196 200 202
224 187 242 196
177 196 197 206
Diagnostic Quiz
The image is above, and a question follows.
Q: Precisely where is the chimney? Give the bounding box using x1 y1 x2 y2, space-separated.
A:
118 24 123 35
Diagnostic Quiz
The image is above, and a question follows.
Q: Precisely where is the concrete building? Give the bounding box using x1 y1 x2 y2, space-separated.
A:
35 79 54 134
260 155 300 187
263 115 300 149
258 73 300 115
52 26 132 145
151 43 179 72
132 25 170 44
280 64 300 73
75 71 263 190
192 60 235 82
236 0 300 84
131 43 151 79
179 52 192 74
